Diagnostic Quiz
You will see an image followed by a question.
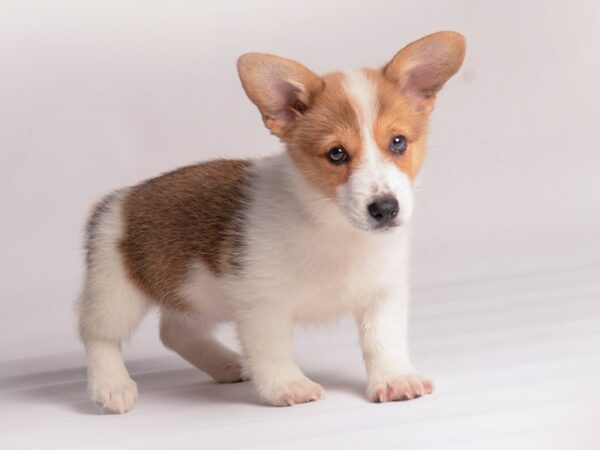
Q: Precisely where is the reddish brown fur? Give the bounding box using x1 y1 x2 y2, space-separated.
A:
279 69 431 194
368 69 430 180
286 72 364 197
118 160 252 309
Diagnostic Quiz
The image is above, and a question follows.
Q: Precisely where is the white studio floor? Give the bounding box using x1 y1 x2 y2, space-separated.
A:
2 267 599 450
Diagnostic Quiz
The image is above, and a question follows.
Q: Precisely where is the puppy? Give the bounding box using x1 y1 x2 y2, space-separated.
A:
78 31 465 413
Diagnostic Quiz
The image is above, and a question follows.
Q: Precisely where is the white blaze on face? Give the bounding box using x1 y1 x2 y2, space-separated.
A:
336 69 414 231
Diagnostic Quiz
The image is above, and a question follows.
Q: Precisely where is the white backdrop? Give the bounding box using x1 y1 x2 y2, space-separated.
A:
1 0 599 355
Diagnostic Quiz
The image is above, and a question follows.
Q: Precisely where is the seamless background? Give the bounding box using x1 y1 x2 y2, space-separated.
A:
1 2 599 448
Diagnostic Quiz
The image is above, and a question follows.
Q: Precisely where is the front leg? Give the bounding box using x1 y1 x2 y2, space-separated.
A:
236 307 324 406
356 290 434 402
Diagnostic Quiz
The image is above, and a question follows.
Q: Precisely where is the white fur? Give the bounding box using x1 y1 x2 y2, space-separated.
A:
338 70 414 230
163 264 245 383
160 309 246 383
177 262 234 321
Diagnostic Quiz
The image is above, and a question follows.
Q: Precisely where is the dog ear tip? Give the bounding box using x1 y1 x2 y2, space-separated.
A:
237 53 256 71
237 53 270 72
425 31 466 54
445 32 466 54
434 30 465 41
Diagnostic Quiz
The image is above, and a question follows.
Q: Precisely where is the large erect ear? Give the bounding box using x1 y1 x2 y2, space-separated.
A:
237 53 323 138
384 31 465 110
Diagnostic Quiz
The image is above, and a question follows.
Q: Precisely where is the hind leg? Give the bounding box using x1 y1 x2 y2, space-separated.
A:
78 269 150 414
160 310 247 383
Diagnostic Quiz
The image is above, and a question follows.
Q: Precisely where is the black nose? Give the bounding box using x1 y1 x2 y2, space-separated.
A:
368 195 399 225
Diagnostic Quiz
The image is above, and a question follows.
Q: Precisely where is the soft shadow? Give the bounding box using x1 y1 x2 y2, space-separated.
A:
2 354 367 414
2 354 262 413
309 370 366 399
157 378 262 407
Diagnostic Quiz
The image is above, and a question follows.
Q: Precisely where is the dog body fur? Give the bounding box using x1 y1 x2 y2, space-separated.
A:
78 32 465 412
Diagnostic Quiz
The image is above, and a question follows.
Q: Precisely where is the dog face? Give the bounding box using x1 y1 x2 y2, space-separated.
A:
238 32 465 232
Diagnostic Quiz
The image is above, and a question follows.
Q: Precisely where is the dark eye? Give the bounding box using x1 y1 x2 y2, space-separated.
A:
327 146 349 165
390 135 408 154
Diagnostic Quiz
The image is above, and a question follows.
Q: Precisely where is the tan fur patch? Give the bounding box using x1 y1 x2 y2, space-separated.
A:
118 160 252 310
369 69 429 180
285 69 430 192
286 72 363 197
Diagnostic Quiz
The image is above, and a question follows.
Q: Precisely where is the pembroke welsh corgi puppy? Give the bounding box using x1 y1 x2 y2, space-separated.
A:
78 31 465 413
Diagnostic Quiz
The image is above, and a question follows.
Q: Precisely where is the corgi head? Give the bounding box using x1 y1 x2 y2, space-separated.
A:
238 31 465 232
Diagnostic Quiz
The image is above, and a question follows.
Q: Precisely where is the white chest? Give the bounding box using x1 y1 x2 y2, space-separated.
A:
241 221 408 323
236 154 411 323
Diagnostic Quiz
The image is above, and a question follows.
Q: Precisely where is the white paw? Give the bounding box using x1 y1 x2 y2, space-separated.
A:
260 378 325 406
88 375 138 414
368 374 434 403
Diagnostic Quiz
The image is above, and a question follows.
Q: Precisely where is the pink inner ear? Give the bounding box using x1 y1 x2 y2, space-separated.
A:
271 81 306 122
403 63 448 100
